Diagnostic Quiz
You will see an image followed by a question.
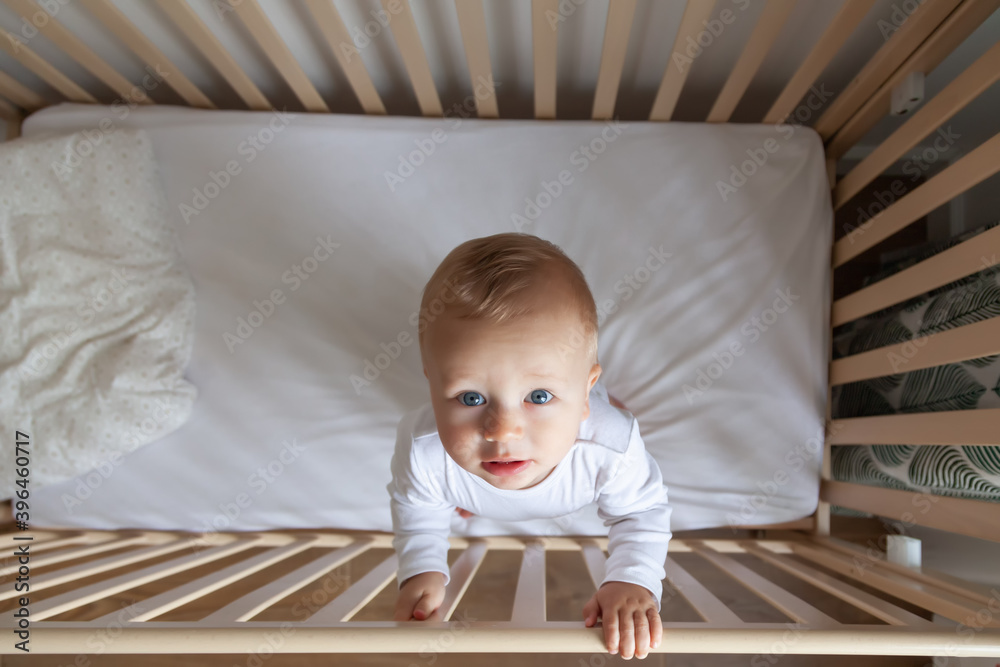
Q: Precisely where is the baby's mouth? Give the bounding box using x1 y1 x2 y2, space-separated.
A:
482 459 530 477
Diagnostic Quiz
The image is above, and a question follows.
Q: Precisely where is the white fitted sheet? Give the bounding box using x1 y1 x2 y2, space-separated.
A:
21 103 831 535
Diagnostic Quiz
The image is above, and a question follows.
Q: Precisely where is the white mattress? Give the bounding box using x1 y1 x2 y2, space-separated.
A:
21 103 831 535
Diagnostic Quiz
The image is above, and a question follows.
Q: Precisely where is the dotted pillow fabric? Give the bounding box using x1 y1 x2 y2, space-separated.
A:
0 129 196 499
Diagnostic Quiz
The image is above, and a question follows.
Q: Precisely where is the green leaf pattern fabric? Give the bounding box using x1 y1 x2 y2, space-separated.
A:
831 221 1000 506
898 365 986 413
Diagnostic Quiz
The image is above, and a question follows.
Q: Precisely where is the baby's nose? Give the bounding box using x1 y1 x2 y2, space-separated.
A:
483 406 524 441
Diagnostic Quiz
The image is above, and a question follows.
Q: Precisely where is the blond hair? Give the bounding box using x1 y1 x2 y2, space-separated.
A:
417 233 598 364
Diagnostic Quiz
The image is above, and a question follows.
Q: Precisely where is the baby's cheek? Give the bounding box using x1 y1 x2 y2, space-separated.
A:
444 433 481 464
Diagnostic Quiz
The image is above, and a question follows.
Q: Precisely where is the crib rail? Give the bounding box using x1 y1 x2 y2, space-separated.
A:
1 529 998 656
815 0 1000 546
0 0 993 123
2 0 1000 658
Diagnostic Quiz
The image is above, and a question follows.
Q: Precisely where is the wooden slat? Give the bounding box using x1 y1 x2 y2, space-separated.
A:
303 553 398 624
706 0 796 123
830 317 1000 384
201 538 374 623
662 557 743 625
154 0 271 110
813 0 962 140
0 536 207 601
810 535 995 606
0 533 91 554
0 70 46 110
744 543 937 628
439 540 488 621
816 464 833 536
833 224 1000 326
736 517 815 531
762 0 877 124
826 155 838 189
690 542 839 626
384 0 442 117
5 114 21 138
301 0 385 114
5 0 149 103
790 540 1000 625
830 409 1000 446
649 0 715 121
591 0 636 120
454 0 498 118
821 480 1000 544
834 132 1000 266
696 539 752 553
0 96 20 123
79 0 214 108
511 540 546 624
90 538 318 623
827 0 1000 159
31 538 260 620
835 40 1000 208
532 0 558 119
0 28 97 103
578 538 607 591
0 534 147 576
225 0 329 112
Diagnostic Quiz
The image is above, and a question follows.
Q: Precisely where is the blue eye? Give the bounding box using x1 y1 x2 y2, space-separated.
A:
529 389 553 404
459 392 485 406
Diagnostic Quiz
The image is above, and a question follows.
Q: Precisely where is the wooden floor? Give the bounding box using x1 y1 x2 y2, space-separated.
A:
0 518 933 666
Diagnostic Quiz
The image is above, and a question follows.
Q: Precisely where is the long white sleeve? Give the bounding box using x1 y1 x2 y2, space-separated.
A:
595 420 672 611
386 414 455 589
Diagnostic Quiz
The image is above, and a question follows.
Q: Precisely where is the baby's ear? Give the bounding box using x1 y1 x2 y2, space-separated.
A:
582 364 601 421
588 363 602 391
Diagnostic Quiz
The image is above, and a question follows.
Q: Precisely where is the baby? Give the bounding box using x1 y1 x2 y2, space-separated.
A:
386 232 672 659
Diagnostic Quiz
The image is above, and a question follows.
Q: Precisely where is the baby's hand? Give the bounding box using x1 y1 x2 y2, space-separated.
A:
393 572 447 622
583 581 662 659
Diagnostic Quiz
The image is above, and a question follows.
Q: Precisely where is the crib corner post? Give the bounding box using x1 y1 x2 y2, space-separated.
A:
815 154 837 540
813 499 831 537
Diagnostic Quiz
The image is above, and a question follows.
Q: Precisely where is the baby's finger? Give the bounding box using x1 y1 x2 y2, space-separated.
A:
582 596 600 627
414 581 446 620
413 590 440 620
392 604 411 622
393 589 421 622
618 608 636 659
603 607 620 654
422 606 444 622
648 608 663 650
633 609 650 659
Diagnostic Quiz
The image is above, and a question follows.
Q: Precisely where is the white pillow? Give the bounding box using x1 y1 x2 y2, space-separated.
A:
0 129 197 499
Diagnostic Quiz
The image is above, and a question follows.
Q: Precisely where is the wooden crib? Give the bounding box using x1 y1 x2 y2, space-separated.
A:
1 0 999 660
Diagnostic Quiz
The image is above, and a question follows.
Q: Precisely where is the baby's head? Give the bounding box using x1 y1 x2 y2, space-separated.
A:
418 233 601 490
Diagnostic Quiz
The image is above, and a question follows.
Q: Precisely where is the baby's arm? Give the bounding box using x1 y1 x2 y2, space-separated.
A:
386 420 455 621
586 420 672 658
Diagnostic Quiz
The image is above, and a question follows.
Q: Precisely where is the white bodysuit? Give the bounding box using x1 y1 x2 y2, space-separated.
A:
386 381 673 610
